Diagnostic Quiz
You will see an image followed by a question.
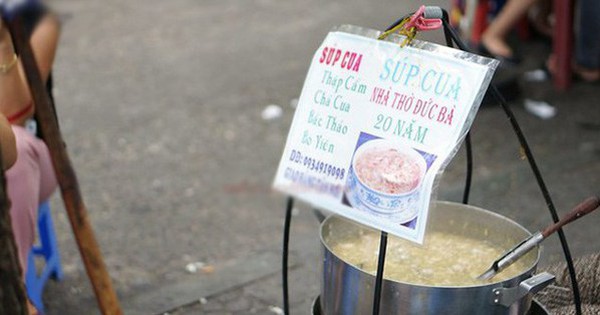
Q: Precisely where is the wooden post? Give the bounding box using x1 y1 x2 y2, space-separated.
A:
7 17 123 315
0 148 28 315
553 0 574 90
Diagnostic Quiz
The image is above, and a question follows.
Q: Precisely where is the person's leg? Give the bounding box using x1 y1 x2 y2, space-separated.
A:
6 126 43 272
34 132 57 202
6 126 57 315
574 0 600 80
481 0 539 58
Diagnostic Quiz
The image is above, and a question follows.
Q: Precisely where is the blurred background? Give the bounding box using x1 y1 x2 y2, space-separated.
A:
37 0 599 313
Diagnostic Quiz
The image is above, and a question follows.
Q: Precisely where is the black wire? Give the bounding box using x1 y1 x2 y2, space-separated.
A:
440 11 454 51
489 85 582 315
441 15 582 315
463 133 473 204
440 10 473 205
282 197 294 315
372 232 388 315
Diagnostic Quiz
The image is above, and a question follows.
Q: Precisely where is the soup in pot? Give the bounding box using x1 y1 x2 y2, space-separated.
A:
329 229 530 286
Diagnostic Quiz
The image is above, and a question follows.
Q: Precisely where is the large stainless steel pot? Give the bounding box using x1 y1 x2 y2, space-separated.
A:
320 201 555 315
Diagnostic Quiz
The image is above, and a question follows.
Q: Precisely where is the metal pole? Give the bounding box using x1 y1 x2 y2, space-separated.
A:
282 197 294 315
371 232 388 315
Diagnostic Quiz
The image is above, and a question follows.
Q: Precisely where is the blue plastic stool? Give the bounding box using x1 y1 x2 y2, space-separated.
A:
25 201 64 314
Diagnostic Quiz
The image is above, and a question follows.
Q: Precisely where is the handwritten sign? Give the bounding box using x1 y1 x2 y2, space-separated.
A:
274 25 498 243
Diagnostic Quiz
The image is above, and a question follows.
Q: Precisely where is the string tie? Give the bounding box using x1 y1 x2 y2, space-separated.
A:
378 5 443 47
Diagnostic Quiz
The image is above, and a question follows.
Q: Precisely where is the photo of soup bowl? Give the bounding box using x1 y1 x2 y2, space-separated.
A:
345 139 427 223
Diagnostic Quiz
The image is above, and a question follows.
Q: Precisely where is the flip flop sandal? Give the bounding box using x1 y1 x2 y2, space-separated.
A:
477 43 522 66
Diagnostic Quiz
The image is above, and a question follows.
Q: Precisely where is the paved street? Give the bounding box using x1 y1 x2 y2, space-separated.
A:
37 0 600 314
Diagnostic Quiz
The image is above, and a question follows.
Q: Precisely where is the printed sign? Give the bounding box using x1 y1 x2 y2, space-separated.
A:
274 26 497 243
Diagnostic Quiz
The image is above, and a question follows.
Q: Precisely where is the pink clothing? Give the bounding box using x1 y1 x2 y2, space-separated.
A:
6 125 57 273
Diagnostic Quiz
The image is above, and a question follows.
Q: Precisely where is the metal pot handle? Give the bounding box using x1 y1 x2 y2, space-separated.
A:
491 272 555 307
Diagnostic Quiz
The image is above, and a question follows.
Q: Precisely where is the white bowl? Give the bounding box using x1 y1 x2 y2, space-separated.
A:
345 139 426 223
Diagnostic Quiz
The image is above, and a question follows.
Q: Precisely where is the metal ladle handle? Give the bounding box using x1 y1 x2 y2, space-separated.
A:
479 196 600 281
502 196 600 270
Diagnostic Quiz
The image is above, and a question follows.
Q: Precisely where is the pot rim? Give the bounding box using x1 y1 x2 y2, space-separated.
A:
320 200 541 289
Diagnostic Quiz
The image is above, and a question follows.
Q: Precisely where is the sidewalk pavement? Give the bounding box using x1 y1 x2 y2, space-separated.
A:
40 0 599 314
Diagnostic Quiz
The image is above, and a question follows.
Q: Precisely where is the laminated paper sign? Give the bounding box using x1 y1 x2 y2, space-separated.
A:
274 25 498 243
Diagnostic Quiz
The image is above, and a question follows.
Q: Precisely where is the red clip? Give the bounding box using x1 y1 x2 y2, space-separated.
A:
404 5 442 31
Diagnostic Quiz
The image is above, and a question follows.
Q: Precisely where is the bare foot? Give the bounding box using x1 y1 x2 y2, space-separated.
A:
573 64 600 82
481 33 514 58
547 54 599 82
